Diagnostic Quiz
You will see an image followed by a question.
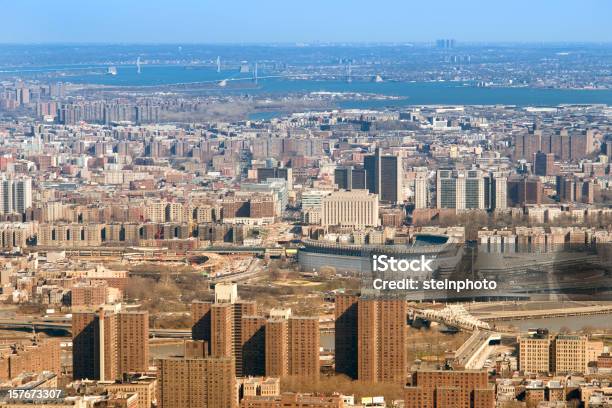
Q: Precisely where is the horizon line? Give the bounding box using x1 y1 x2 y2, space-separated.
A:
1 41 612 47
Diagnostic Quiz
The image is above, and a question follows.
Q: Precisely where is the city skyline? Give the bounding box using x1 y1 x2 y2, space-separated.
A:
1 0 612 44
0 3 610 407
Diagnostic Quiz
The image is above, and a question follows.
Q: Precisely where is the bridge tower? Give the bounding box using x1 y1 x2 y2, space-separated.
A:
347 61 352 83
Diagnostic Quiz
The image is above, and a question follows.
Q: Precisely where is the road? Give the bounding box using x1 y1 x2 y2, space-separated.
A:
212 257 264 283
0 318 192 338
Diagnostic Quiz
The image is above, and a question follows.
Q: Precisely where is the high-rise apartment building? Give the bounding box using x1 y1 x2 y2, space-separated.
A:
519 331 552 374
72 308 118 381
191 283 257 376
192 284 268 377
287 317 320 378
0 175 32 215
464 170 485 209
192 300 257 375
72 307 149 381
257 166 293 190
507 176 542 207
484 173 507 210
534 152 555 176
210 304 233 358
191 301 212 347
556 176 596 204
116 311 149 374
413 176 429 209
437 170 461 209
519 332 591 375
550 130 572 161
516 128 593 162
263 314 320 378
491 175 507 210
192 285 318 379
37 223 104 247
514 130 542 161
157 356 237 408
143 201 166 223
334 293 359 379
356 299 377 383
165 202 185 223
71 281 108 307
356 297 407 384
437 170 485 210
404 370 494 408
552 334 587 374
0 338 61 381
265 318 289 377
233 301 257 375
241 316 266 376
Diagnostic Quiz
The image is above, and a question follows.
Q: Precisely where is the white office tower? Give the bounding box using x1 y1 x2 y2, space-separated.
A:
0 175 32 215
492 175 507 210
413 176 429 209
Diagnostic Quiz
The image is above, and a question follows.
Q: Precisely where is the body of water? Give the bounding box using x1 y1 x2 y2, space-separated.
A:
247 111 289 121
3 64 612 107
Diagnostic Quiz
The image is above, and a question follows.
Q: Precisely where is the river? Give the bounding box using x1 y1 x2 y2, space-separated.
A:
3 65 612 107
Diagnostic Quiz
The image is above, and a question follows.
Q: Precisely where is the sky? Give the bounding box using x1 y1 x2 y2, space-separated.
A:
1 0 611 44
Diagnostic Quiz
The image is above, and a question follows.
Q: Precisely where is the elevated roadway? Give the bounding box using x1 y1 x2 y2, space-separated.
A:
0 318 191 338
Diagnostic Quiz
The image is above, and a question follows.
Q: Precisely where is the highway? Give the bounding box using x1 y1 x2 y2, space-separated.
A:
0 318 191 339
212 257 264 283
451 330 501 369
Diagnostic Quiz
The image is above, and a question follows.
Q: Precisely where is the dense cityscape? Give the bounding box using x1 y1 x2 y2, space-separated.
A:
0 4 612 407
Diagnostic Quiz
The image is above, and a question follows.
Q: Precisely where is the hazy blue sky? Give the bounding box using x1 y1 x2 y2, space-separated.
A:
2 0 611 43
